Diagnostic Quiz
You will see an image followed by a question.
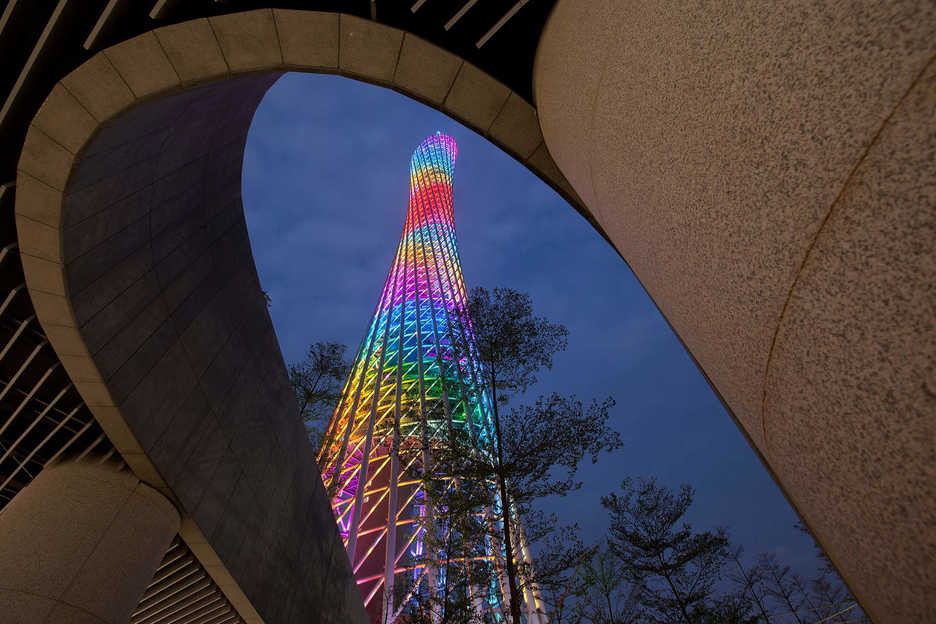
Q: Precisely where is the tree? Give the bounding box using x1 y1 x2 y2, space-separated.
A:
289 342 350 455
693 592 760 624
756 552 807 624
465 286 568 624
602 477 730 623
592 481 871 624
572 545 643 624
533 530 597 624
293 288 620 623
791 521 870 623
439 287 620 624
431 393 621 624
721 548 869 624
726 547 772 623
495 394 621 620
405 461 498 624
808 573 860 623
467 287 569 406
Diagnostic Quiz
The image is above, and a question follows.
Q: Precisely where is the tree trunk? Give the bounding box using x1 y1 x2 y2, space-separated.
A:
490 378 524 624
731 555 771 622
766 564 804 624
657 554 693 624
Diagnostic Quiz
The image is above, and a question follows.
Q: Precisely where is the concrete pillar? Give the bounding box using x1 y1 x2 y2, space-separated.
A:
534 2 935 623
0 460 180 624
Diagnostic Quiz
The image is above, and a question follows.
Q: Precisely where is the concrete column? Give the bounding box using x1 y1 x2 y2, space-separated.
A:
534 2 935 622
0 460 180 624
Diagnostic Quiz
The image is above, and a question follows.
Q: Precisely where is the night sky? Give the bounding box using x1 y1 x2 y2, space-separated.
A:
242 73 819 577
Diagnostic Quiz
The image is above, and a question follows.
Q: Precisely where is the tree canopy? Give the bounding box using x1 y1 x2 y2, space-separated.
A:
289 341 349 453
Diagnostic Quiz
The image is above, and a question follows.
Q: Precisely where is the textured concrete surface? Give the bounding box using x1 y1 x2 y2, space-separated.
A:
394 33 462 106
489 92 544 161
535 1 936 622
340 14 403 83
58 75 367 624
18 126 73 192
211 9 283 72
61 54 135 122
0 461 179 624
445 62 510 133
154 19 230 83
104 32 180 98
765 59 936 622
31 84 97 154
49 63 379 621
274 10 339 69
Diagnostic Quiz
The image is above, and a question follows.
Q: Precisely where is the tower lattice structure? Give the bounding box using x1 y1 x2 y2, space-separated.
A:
317 133 542 624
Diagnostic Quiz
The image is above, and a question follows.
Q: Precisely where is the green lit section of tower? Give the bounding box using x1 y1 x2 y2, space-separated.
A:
316 133 542 623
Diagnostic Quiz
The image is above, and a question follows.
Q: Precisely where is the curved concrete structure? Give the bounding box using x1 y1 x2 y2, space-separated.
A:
11 11 584 623
0 460 179 623
535 2 935 622
1 3 933 623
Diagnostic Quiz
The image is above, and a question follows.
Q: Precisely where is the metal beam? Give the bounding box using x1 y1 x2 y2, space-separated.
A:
444 0 479 31
477 0 529 48
83 0 133 50
0 0 69 128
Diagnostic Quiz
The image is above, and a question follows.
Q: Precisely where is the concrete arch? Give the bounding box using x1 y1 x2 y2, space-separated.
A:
10 4 936 624
12 9 590 623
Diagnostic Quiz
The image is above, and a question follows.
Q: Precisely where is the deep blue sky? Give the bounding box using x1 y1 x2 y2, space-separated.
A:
242 73 818 576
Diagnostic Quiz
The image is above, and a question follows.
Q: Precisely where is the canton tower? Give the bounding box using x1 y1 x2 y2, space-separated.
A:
316 133 542 624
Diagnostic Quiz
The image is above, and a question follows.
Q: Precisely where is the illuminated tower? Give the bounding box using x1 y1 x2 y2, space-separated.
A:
317 133 540 624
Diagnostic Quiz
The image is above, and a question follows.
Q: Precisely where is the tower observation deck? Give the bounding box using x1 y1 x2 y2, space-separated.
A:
317 133 540 624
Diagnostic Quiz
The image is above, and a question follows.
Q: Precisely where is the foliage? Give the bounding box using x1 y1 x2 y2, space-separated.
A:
594 479 870 624
290 317 871 624
465 287 568 624
289 341 350 454
602 477 730 623
571 546 643 624
467 287 569 403
426 392 621 624
499 394 620 506
532 529 599 624
726 547 773 623
404 461 499 624
724 547 869 624
432 287 618 624
693 591 761 624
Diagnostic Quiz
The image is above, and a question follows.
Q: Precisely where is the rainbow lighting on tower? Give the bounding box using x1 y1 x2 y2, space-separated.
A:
316 133 543 624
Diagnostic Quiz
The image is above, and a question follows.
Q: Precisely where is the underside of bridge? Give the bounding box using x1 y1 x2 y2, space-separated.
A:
0 2 932 623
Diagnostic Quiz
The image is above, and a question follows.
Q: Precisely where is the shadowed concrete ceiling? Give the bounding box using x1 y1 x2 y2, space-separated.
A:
0 0 561 177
